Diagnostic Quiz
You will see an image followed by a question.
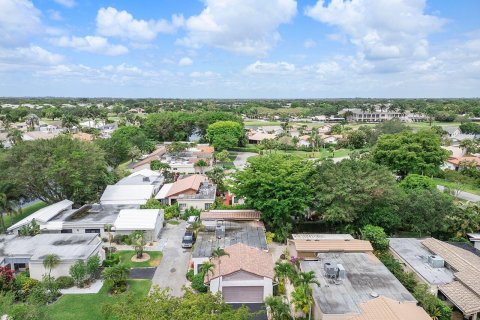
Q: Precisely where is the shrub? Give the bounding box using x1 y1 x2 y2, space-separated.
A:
265 232 275 244
113 234 123 244
69 260 87 287
0 266 15 291
191 272 207 293
103 253 120 267
186 269 194 282
361 225 389 252
15 273 40 301
414 284 452 320
182 207 201 220
86 255 101 280
122 235 132 245
55 276 74 289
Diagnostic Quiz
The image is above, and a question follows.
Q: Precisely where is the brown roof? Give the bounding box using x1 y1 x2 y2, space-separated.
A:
166 174 205 197
132 146 166 169
422 238 480 315
196 145 214 154
206 243 274 282
248 132 276 141
200 210 261 221
446 156 480 166
347 296 430 320
72 132 94 141
291 239 373 253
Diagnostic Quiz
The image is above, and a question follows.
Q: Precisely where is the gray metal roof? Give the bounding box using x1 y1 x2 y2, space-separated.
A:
389 238 455 285
300 252 416 315
7 199 73 231
192 221 267 258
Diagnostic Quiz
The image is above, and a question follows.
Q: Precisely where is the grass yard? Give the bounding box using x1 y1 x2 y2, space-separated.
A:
432 178 480 196
262 148 355 159
117 250 163 268
0 201 47 232
48 279 150 320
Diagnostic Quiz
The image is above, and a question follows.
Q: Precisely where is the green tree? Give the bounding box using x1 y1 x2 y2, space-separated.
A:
361 225 389 252
265 296 292 320
206 166 226 193
25 114 39 131
445 203 480 238
95 137 131 168
0 136 112 204
295 271 320 295
86 255 101 280
42 254 60 278
206 121 244 151
19 220 41 236
128 146 141 162
102 287 252 320
130 231 147 259
311 159 402 232
459 122 480 134
211 247 229 292
399 174 436 191
346 130 367 149
371 130 449 177
214 149 230 163
231 154 315 241
0 292 48 320
7 128 23 145
61 114 80 133
69 260 87 287
102 264 130 293
200 261 215 283
144 112 196 141
195 159 209 174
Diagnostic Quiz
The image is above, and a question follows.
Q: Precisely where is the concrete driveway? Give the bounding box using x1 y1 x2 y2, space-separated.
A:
151 221 191 296
233 152 258 170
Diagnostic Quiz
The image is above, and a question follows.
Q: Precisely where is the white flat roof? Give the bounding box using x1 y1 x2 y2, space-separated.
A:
100 185 154 204
155 183 173 199
8 199 73 231
114 209 162 230
128 169 161 178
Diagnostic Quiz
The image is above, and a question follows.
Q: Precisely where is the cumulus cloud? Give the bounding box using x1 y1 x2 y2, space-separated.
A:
51 36 129 56
0 46 64 72
96 7 184 42
305 0 446 60
244 61 296 74
178 0 297 55
54 0 76 8
178 57 193 66
0 0 42 46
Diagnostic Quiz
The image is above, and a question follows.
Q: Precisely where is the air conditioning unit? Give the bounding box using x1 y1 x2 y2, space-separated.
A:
337 263 346 280
428 255 445 268
324 262 336 278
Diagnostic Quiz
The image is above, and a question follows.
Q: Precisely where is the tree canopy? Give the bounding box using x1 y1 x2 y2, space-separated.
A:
206 121 244 151
371 130 449 177
0 136 112 204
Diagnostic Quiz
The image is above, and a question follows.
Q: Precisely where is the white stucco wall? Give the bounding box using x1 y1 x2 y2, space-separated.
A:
209 277 273 301
178 199 214 212
192 257 210 274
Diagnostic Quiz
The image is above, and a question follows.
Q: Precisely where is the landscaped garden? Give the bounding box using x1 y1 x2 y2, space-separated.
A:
117 250 162 268
48 279 151 320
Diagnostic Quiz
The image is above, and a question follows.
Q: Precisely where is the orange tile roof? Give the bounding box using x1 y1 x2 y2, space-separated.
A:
166 174 205 197
72 132 94 141
196 145 214 154
205 243 274 282
292 239 373 253
446 156 480 166
439 281 480 315
200 210 261 221
347 296 431 320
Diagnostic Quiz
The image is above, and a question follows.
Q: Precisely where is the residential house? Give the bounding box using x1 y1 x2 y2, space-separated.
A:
0 233 104 280
467 234 480 250
191 219 267 274
247 132 277 144
443 156 480 171
116 169 164 194
100 185 155 206
442 126 461 138
297 234 428 320
113 209 164 241
22 131 60 141
159 144 214 174
205 243 274 305
130 145 166 171
155 174 216 211
341 107 426 123
389 238 480 319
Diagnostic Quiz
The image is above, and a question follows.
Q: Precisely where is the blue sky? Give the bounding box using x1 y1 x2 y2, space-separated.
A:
0 0 479 98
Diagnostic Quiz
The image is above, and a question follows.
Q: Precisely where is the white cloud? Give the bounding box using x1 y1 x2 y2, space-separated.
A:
48 10 63 21
178 57 193 66
0 46 64 71
244 61 296 74
178 0 297 55
304 39 317 48
51 36 129 56
96 7 183 42
305 0 446 60
189 71 220 78
54 0 76 8
0 0 42 46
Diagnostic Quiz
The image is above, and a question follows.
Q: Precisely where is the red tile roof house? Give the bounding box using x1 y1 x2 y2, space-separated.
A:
204 243 274 305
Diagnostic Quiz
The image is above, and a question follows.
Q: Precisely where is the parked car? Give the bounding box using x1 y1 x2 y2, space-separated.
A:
186 216 199 228
182 230 196 248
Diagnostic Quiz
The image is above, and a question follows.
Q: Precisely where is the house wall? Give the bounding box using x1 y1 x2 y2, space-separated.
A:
192 257 210 274
209 276 273 301
177 199 214 212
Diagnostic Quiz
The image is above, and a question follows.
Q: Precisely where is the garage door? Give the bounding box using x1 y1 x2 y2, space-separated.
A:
222 286 264 303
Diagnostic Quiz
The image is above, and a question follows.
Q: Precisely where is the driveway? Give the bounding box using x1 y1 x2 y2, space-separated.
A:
233 152 258 170
151 221 191 296
437 185 480 202
130 267 156 280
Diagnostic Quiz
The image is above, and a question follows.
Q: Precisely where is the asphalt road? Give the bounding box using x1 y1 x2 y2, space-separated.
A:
437 185 480 202
233 152 258 170
151 221 191 296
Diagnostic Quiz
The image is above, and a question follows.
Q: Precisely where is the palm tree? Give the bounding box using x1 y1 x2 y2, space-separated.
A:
265 296 292 320
200 261 215 283
211 247 229 292
0 193 7 232
130 230 146 258
25 114 39 131
105 224 113 259
43 254 60 278
295 271 320 295
61 114 79 133
102 264 130 290
195 159 208 174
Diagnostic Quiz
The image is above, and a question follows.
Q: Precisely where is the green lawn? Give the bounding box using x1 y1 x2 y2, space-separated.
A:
0 201 47 232
261 148 355 159
432 178 480 196
117 250 163 268
48 279 150 320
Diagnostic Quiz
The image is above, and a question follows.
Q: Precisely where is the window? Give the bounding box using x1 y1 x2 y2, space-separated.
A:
61 229 73 233
205 203 211 210
179 203 186 210
233 197 239 204
85 229 101 234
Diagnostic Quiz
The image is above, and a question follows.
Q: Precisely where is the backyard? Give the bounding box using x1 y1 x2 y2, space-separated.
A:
48 279 151 320
117 250 163 268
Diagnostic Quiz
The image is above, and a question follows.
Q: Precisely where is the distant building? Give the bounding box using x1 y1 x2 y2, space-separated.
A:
443 156 480 171
342 108 426 123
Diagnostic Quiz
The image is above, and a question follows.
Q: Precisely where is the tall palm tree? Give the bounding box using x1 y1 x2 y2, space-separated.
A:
61 114 80 133
105 224 113 259
211 247 229 292
295 271 320 295
43 254 60 278
25 114 40 131
130 230 146 258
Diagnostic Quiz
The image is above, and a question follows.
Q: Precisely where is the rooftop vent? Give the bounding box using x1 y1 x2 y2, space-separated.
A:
142 177 150 182
428 255 445 268
370 292 379 298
